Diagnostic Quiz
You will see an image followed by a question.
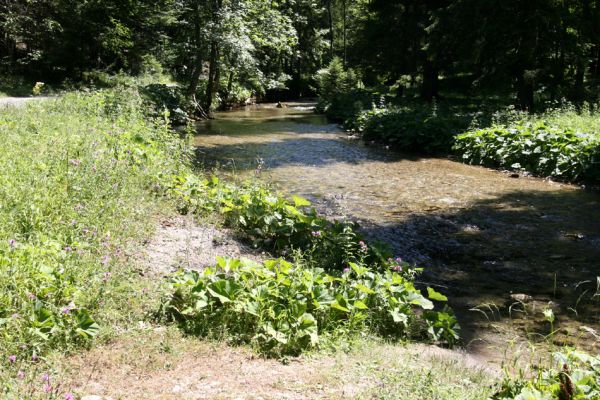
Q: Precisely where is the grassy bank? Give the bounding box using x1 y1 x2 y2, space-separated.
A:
2 88 598 399
0 88 188 396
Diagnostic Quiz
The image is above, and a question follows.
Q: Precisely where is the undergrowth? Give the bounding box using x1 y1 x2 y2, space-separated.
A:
455 105 600 182
0 88 187 396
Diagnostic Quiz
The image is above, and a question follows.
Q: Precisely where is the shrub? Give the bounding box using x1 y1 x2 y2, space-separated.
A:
164 175 389 270
455 108 600 182
493 350 600 399
162 257 459 356
140 83 192 124
358 106 471 154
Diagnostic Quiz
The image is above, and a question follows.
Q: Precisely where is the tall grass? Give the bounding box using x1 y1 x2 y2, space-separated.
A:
0 88 187 369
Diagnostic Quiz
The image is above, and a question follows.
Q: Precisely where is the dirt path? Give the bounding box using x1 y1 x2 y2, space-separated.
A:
58 328 497 400
0 96 53 107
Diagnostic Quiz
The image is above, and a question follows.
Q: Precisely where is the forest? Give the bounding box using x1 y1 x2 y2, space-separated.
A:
0 1 599 399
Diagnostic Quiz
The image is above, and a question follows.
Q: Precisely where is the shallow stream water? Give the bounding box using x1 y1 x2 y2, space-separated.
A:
195 102 600 360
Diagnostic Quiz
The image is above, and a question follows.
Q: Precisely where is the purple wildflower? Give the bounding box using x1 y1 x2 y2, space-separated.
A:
64 246 72 253
359 241 368 252
8 239 16 248
11 313 20 319
43 383 52 393
101 255 110 265
41 373 50 382
395 257 403 263
28 293 36 300
17 370 25 380
343 267 351 274
61 301 76 315
8 355 16 363
102 271 112 282
393 265 402 272
32 354 38 362
311 231 321 237
69 159 81 167
65 393 75 400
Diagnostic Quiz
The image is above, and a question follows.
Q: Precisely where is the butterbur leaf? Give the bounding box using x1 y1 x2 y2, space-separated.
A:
75 310 100 338
292 195 311 207
264 324 288 344
427 287 448 302
208 279 240 303
407 292 434 310
354 283 375 294
390 308 408 325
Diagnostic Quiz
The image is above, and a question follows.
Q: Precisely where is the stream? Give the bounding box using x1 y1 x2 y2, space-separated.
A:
195 102 600 360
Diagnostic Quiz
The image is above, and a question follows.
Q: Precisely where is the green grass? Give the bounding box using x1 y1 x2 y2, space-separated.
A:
0 88 188 395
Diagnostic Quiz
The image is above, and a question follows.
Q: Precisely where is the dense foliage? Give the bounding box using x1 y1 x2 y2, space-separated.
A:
493 351 600 400
455 106 600 182
3 1 598 112
162 257 458 356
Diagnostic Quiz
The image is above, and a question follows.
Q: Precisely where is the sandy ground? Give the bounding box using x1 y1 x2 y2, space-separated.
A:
141 215 265 275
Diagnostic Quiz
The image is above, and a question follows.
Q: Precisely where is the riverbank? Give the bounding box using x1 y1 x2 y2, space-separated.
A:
2 90 598 399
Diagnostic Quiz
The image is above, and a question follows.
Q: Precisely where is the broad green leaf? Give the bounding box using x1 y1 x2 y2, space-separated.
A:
427 287 448 302
292 195 311 207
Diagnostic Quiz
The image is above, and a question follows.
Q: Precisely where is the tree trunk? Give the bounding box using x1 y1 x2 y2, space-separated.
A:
342 0 347 68
421 59 439 102
517 72 535 112
204 41 219 112
186 0 203 97
327 0 334 59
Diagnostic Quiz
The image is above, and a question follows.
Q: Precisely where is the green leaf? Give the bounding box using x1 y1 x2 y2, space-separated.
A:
354 300 369 309
407 292 434 310
292 195 311 207
355 283 375 295
427 287 448 302
75 310 100 338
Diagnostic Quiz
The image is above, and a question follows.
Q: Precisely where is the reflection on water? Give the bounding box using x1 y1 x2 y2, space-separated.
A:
195 102 600 358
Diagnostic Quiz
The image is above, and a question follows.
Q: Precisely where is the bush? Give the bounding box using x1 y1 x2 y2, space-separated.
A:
140 83 192 124
162 257 459 357
165 175 390 270
358 106 471 154
493 350 600 399
455 106 600 182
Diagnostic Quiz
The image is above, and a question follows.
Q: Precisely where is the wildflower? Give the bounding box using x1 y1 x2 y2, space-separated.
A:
8 355 16 363
359 241 368 252
101 255 110 265
71 220 78 226
102 271 112 282
311 231 321 237
64 246 72 253
11 313 20 319
62 301 76 315
28 293 36 300
17 370 25 380
41 373 50 382
8 239 16 248
43 383 52 393
65 393 75 400
393 265 402 272
395 257 402 263
32 355 38 362
343 267 351 274
69 159 81 167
